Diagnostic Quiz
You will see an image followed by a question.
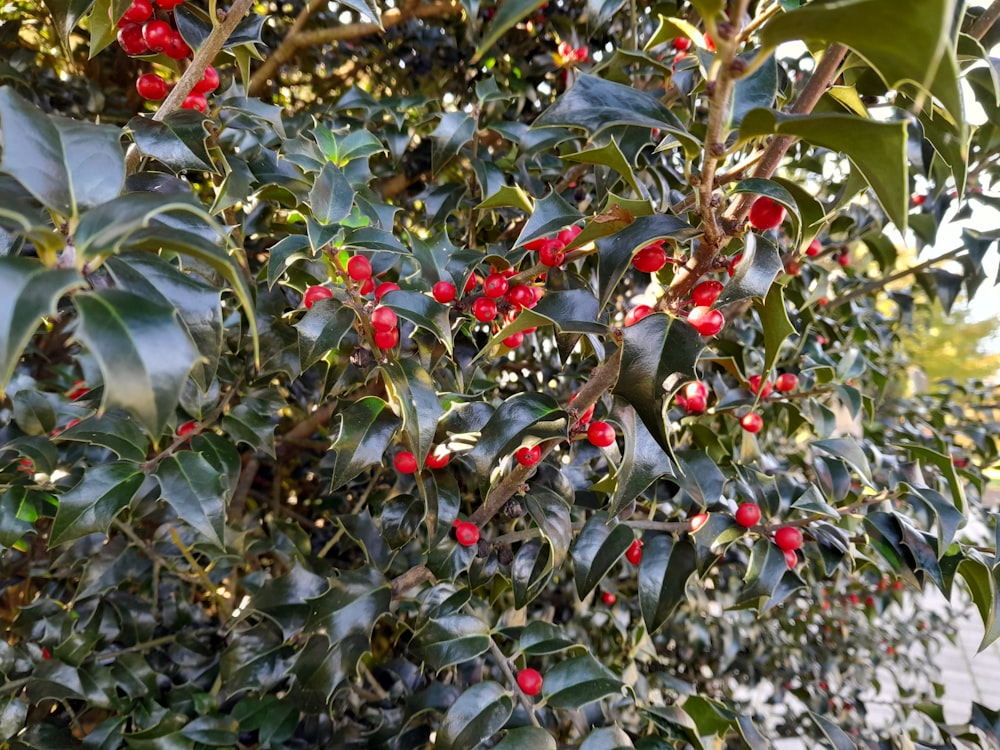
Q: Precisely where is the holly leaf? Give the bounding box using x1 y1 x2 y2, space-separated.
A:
572 513 636 599
155 451 227 549
50 463 144 546
436 681 512 750
639 534 699 633
543 654 624 709
326 397 401 491
714 233 784 308
74 289 199 436
0 258 84 394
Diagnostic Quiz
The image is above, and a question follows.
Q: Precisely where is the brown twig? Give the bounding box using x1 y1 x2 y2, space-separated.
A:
826 246 966 310
125 0 257 174
970 0 1000 40
249 0 463 96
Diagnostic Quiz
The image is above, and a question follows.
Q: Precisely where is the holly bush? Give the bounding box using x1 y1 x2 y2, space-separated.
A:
2 0 1000 747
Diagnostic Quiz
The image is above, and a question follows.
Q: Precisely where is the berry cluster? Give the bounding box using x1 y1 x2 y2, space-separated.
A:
115 0 219 112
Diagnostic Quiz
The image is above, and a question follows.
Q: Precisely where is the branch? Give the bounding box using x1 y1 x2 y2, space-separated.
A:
720 43 848 229
249 0 463 96
125 0 257 174
970 0 1000 40
826 246 966 310
246 0 325 97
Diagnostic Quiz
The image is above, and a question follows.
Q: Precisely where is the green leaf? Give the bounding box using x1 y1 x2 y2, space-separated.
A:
512 538 554 608
465 392 568 493
572 513 635 599
327 397 402 491
905 486 963 555
414 613 491 670
612 313 703 454
543 654 624 709
513 190 584 249
381 289 454 353
309 162 355 224
0 258 84 393
812 438 872 484
735 538 803 612
295 298 356 369
535 75 700 157
639 535 699 634
564 138 642 195
381 359 444 467
430 112 475 176
180 717 239 746
40 0 93 50
74 289 199 436
674 450 725 507
524 481 572 566
739 109 908 231
731 54 778 128
609 404 675 516
104 253 223 390
808 711 857 750
493 727 557 750
581 726 634 750
484 289 607 355
128 113 215 173
714 233 784 308
596 213 699 311
49 463 144 547
759 0 961 125
472 0 545 63
753 284 796 379
222 398 277 457
476 184 533 212
899 442 968 516
518 621 577 656
306 567 390 654
155 452 227 549
958 556 1000 651
0 695 28 743
0 87 125 217
436 681 513 750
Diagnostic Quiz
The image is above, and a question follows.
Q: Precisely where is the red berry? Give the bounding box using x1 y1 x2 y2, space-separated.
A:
193 65 219 94
806 238 822 257
426 450 450 469
374 328 400 350
704 32 716 52
472 297 497 322
122 0 153 23
632 243 667 273
774 526 803 552
682 381 708 401
748 197 785 230
506 284 535 309
691 280 724 307
18 459 33 473
515 445 541 467
673 36 691 51
41 647 51 660
142 20 172 52
154 0 184 7
539 244 565 267
177 420 197 437
784 549 798 568
181 93 207 113
735 502 761 528
624 305 654 327
602 591 617 605
455 521 480 547
503 332 524 348
587 420 616 447
557 225 581 245
394 451 418 474
359 277 375 296
747 375 772 398
117 23 148 55
517 668 543 696
464 275 479 294
371 306 398 333
163 31 191 60
64 419 81 430
688 306 724 336
684 393 707 414
432 281 457 304
483 272 509 299
303 285 332 309
68 381 89 400
347 255 372 281
374 282 400 301
740 412 763 433
837 252 850 268
775 372 799 393
625 539 643 565
785 260 800 276
136 73 167 101
690 513 709 532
